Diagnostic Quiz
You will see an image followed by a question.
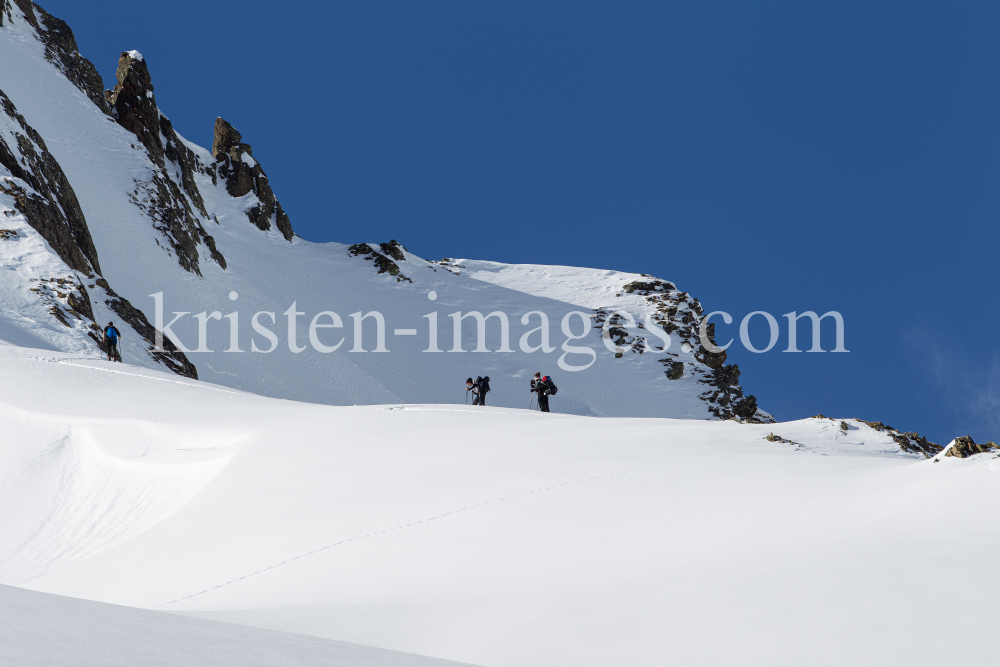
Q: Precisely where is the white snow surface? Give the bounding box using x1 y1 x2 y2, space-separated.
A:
126 49 143 61
453 259 649 310
0 584 476 666
1 344 998 667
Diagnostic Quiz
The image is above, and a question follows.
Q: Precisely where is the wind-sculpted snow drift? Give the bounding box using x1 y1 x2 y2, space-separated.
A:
0 0 769 421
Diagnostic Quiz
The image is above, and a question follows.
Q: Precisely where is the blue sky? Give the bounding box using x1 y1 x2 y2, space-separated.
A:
43 0 999 444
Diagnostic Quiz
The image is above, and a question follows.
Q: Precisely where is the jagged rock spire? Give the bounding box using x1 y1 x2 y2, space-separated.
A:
212 117 246 158
211 117 294 241
106 51 164 166
102 52 225 274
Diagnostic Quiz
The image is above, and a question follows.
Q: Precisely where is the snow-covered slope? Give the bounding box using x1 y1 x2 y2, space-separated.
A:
1 344 997 667
0 584 476 667
0 0 768 421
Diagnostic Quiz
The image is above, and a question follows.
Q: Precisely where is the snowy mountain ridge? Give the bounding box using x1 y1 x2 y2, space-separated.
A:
0 0 777 422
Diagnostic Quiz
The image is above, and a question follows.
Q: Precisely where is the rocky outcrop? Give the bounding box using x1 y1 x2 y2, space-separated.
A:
623 279 676 294
943 435 999 459
129 168 225 274
4 1 108 112
348 241 413 282
160 114 208 216
106 52 163 165
662 359 684 380
104 52 208 215
95 278 198 379
28 275 96 332
106 52 224 275
694 324 728 369
595 275 771 423
0 88 100 274
210 118 294 241
849 419 944 459
379 240 406 261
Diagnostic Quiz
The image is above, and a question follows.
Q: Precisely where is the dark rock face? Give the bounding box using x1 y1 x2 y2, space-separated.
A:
623 279 676 294
379 240 406 262
106 52 225 274
28 276 95 330
662 360 684 380
104 52 206 214
211 118 294 241
596 310 636 352
694 325 728 369
211 117 244 157
160 114 208 216
0 89 101 275
95 279 198 379
130 169 225 274
4 2 108 113
852 419 944 459
593 275 771 422
348 242 413 282
731 395 759 421
106 52 164 166
894 432 943 458
944 435 998 459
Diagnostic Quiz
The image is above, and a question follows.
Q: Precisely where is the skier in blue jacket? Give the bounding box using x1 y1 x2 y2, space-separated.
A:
103 322 122 362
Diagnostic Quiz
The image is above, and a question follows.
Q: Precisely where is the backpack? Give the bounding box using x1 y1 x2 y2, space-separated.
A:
543 376 557 395
481 376 491 393
106 327 120 344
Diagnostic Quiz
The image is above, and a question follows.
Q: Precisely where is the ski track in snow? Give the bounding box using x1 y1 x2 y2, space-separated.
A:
156 462 685 608
379 405 536 416
48 360 240 394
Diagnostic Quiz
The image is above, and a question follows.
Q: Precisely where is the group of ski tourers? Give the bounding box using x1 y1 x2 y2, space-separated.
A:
466 372 558 412
99 321 561 412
